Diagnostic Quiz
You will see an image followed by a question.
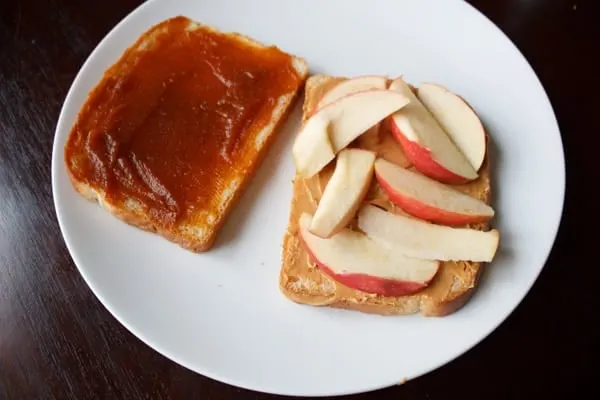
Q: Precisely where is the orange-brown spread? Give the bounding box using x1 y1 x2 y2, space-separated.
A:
65 16 302 227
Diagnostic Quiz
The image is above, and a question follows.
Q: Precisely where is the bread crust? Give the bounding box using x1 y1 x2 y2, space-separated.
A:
279 74 493 316
64 16 308 252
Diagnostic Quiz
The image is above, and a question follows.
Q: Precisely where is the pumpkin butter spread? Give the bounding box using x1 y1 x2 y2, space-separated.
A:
64 16 303 229
280 77 491 310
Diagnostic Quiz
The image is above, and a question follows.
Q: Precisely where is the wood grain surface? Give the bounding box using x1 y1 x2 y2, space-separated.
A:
0 0 598 398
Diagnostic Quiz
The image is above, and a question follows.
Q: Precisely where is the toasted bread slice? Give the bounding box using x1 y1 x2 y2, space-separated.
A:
279 74 492 316
64 16 308 252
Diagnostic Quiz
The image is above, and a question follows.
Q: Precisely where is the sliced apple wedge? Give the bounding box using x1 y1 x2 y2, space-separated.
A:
299 213 439 296
317 75 388 109
293 89 410 178
315 76 389 145
417 83 486 171
388 78 478 184
292 114 336 178
374 158 494 225
310 149 376 238
358 205 499 262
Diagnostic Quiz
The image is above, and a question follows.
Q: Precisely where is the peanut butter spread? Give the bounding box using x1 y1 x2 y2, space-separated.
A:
281 76 491 311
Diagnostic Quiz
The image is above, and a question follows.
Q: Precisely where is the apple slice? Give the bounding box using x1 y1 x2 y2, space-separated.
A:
310 149 376 238
388 78 478 184
299 213 439 296
374 158 494 225
317 75 388 109
315 76 388 145
358 205 500 262
293 89 410 178
417 83 486 171
291 114 336 178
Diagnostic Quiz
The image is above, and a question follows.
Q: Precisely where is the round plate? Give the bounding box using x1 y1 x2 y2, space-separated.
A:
52 0 565 396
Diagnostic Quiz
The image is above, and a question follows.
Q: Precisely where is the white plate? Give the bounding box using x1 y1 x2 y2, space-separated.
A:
52 0 565 396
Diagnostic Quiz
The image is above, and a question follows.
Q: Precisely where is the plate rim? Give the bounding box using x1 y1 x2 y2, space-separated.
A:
51 0 566 396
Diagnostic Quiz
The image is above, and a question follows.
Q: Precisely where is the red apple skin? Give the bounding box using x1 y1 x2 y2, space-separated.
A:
375 169 492 226
318 266 429 296
388 118 472 184
300 235 433 296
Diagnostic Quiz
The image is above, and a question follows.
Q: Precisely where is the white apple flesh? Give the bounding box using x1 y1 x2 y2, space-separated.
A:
317 75 388 110
291 114 335 178
358 204 500 262
310 149 376 238
315 76 389 146
417 83 486 171
292 89 410 178
374 158 494 225
388 78 478 183
299 213 439 296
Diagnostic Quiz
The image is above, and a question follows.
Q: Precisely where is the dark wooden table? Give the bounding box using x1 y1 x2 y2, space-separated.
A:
1 0 598 398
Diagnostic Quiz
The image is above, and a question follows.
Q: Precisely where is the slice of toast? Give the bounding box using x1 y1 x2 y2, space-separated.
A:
64 16 308 252
279 74 492 316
